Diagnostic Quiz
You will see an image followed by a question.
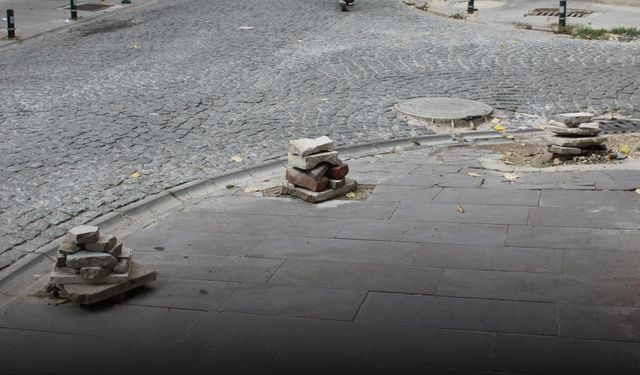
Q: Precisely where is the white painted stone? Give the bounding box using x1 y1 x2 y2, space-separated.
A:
288 136 334 157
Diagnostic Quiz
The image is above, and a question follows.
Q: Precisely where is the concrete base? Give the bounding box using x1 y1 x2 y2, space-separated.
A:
284 179 357 203
395 97 493 129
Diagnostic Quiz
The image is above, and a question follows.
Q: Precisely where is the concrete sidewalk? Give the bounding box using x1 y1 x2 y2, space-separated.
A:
1 137 639 373
427 0 640 30
0 0 153 47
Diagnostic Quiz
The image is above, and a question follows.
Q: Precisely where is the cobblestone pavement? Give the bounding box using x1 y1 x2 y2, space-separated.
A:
1 0 640 268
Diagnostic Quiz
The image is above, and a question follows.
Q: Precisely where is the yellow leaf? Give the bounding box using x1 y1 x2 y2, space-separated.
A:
131 171 142 178
230 155 243 163
244 186 259 193
636 188 640 195
620 145 631 155
504 173 520 182
345 192 356 198
457 204 465 213
494 125 507 132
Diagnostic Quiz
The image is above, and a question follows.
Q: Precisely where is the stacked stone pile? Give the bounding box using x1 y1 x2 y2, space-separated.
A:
283 136 357 203
50 225 134 285
546 112 606 156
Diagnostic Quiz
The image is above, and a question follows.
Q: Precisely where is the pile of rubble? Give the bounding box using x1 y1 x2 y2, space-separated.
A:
546 112 606 156
49 225 156 304
283 136 357 203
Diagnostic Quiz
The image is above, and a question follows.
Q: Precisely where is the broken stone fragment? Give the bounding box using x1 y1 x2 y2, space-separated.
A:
80 266 113 281
113 257 131 274
326 163 349 180
549 122 600 137
84 233 118 252
106 241 123 257
287 151 340 170
68 225 100 244
288 136 334 157
554 112 594 127
548 144 582 155
118 247 133 260
58 242 80 255
58 267 80 274
308 163 331 180
55 252 67 268
286 168 328 192
328 178 346 190
66 251 117 268
547 135 606 148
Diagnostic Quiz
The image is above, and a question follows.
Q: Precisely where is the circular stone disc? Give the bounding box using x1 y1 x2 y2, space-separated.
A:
395 97 493 122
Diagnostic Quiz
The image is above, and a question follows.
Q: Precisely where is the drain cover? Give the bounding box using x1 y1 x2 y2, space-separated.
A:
598 119 640 135
65 4 114 11
395 97 493 127
528 8 592 17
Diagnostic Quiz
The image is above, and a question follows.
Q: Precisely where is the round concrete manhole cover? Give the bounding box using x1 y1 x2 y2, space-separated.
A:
395 97 493 127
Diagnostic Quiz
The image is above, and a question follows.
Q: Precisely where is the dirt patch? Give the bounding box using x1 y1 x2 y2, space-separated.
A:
476 133 640 168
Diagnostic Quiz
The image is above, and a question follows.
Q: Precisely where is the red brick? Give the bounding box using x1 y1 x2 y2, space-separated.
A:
326 163 349 180
286 168 328 192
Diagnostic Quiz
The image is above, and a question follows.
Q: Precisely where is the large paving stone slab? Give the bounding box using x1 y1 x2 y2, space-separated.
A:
540 190 640 209
506 225 640 252
563 250 640 278
493 333 640 374
248 237 420 266
528 206 640 229
482 171 598 190
135 252 283 283
268 259 442 294
436 269 640 306
356 292 556 335
597 170 640 190
558 303 640 343
151 211 362 238
412 243 562 273
433 187 540 206
367 185 443 202
0 297 202 341
391 202 530 225
125 277 238 311
220 284 366 321
337 220 507 246
181 312 496 369
188 196 398 219
378 174 483 188
124 229 263 256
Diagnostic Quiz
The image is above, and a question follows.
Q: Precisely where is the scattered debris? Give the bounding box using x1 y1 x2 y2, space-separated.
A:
238 26 254 30
468 172 482 177
504 173 520 182
226 184 236 189
46 225 156 305
457 204 465 213
131 171 142 178
230 155 243 163
282 136 357 203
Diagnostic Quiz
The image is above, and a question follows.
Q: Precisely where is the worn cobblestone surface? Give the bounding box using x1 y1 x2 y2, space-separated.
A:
1 0 640 269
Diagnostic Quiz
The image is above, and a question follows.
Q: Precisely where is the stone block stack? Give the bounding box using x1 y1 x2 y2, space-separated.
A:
283 136 357 203
546 112 606 156
49 225 156 304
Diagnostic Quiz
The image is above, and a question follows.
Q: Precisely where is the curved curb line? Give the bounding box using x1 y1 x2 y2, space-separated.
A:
0 131 519 284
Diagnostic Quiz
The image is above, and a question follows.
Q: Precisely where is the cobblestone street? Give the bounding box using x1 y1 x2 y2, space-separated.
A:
1 0 640 267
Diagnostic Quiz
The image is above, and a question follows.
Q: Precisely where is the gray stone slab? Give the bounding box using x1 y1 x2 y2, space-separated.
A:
356 292 556 335
181 312 496 369
412 243 563 273
124 229 263 256
248 237 420 266
563 250 640 278
482 171 597 190
367 185 442 202
135 252 283 283
151 211 361 239
596 170 640 190
436 269 640 306
558 303 640 343
220 285 366 321
392 202 530 225
337 220 507 246
288 151 339 170
288 136 334 157
125 277 238 311
433 187 540 206
493 333 640 374
268 259 442 294
189 196 398 220
506 225 640 252
0 297 202 341
529 206 640 229
540 190 640 209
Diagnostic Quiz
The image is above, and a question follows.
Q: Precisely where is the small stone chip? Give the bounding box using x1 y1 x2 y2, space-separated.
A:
58 242 80 255
68 225 100 244
107 241 123 257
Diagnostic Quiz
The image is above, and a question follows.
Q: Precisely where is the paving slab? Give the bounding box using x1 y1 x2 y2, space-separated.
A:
506 225 640 252
181 312 496 369
436 269 640 306
540 190 640 209
367 185 442 202
356 292 556 335
248 237 420 266
220 284 366 321
412 243 563 273
563 250 640 279
337 220 507 246
528 206 640 229
493 333 640 374
268 259 443 294
558 303 640 343
392 202 530 225
433 187 540 206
